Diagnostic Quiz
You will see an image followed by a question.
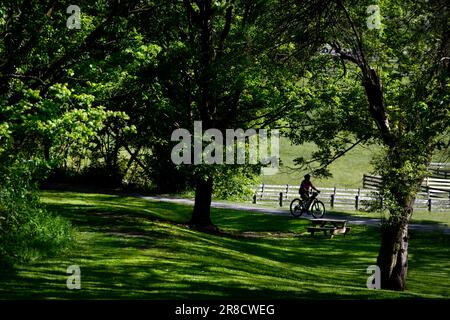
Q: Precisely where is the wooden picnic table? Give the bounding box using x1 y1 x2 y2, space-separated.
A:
307 218 351 238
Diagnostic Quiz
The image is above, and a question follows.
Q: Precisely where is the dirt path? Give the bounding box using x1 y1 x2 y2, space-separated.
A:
140 195 450 234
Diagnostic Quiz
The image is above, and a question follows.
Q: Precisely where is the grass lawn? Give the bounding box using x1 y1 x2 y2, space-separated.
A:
1 190 449 299
218 199 450 227
329 209 450 227
260 138 379 187
260 137 450 189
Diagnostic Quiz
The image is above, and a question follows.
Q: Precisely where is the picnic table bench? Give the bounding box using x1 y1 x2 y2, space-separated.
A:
307 219 351 238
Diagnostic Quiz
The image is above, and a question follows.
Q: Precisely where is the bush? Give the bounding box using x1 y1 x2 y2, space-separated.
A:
0 160 74 267
213 166 260 201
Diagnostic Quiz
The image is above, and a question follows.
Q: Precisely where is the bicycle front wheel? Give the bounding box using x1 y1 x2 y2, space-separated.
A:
290 198 304 217
311 200 325 218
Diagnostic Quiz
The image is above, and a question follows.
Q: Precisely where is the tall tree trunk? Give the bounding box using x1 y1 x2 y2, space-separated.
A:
376 203 412 290
360 61 410 290
190 177 214 228
186 0 216 230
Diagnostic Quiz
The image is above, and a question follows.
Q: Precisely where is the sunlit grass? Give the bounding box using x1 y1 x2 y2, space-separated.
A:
224 199 450 227
260 138 379 188
0 190 448 299
332 209 450 227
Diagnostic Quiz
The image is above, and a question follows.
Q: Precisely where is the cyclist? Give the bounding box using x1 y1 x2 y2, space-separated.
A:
299 174 320 206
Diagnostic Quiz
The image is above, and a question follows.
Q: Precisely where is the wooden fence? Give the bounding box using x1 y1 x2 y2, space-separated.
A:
429 162 450 179
363 174 450 195
253 183 450 211
363 163 450 189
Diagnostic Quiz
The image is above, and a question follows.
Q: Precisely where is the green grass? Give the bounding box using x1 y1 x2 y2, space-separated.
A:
261 138 379 187
1 190 449 299
328 209 450 227
219 199 450 227
262 137 450 188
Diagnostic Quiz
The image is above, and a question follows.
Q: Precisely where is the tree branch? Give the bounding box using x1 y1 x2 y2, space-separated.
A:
2 73 46 86
217 3 233 55
335 0 369 72
288 135 370 173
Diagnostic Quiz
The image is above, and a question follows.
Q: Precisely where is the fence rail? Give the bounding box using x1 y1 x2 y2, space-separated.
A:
253 183 450 211
429 162 450 179
363 174 450 195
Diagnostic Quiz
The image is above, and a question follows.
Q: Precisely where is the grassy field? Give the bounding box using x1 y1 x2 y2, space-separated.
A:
1 190 449 299
262 137 450 188
260 138 379 187
219 200 450 227
330 209 450 227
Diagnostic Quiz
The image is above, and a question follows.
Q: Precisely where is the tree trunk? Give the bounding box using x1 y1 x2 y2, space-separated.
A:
190 177 214 228
187 1 216 231
376 200 413 290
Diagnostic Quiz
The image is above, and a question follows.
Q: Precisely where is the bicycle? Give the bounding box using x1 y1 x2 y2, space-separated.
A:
289 191 326 218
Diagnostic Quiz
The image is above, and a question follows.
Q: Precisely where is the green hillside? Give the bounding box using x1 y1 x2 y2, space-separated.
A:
261 138 379 188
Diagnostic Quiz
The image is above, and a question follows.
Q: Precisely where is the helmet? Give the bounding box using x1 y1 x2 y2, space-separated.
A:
304 174 311 179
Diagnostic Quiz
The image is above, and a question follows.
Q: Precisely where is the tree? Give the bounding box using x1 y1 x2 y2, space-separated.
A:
0 0 142 264
0 0 334 230
132 0 333 228
286 0 449 290
0 1 138 159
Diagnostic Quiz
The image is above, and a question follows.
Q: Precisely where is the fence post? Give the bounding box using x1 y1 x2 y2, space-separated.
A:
279 192 283 207
428 198 432 212
253 193 257 204
286 184 289 196
355 188 360 210
330 187 336 208
261 183 265 199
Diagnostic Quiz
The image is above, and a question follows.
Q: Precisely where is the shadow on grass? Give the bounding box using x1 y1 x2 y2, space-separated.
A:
327 209 450 230
1 190 449 299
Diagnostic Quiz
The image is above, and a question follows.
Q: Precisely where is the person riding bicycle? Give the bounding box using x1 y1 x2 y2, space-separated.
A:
290 174 324 218
299 174 320 203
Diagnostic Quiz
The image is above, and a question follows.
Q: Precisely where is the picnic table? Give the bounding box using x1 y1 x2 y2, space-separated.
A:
307 219 351 238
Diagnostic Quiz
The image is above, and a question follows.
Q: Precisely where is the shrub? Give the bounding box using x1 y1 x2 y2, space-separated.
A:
213 166 260 201
0 160 74 267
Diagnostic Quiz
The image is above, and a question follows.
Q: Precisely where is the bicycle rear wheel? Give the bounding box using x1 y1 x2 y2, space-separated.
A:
290 198 304 217
311 200 325 218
